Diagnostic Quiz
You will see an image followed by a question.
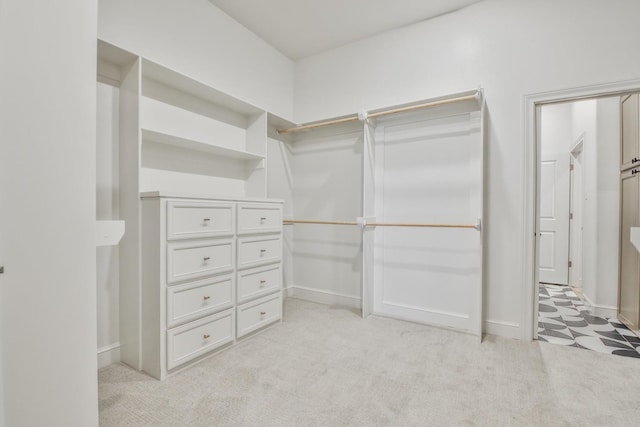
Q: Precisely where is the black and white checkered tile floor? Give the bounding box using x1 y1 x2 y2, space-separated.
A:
538 283 640 358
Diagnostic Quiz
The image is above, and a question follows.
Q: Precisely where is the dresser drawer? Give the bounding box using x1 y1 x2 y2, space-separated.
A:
236 293 282 338
166 309 234 370
167 201 234 240
167 275 234 328
237 203 282 235
237 264 282 304
167 239 234 284
237 236 281 270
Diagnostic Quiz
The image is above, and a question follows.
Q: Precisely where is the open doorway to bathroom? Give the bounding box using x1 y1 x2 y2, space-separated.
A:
536 97 640 358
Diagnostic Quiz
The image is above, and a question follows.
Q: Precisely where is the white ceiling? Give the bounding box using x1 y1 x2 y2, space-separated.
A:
209 0 482 60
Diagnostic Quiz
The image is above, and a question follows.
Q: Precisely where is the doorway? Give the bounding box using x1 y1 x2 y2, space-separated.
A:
534 95 640 357
525 81 640 341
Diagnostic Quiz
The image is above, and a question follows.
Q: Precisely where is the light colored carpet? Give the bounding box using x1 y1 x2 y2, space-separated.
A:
99 298 640 426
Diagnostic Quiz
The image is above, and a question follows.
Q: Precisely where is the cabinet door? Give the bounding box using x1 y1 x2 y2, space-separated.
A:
621 94 639 171
619 169 640 329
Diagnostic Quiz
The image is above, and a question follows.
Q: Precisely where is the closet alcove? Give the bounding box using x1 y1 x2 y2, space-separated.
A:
96 40 284 379
96 38 486 380
269 91 485 339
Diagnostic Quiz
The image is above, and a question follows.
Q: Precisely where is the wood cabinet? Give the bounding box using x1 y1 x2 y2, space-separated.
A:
621 94 640 171
619 94 640 331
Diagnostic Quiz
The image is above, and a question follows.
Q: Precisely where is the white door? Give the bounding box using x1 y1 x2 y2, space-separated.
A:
539 151 570 285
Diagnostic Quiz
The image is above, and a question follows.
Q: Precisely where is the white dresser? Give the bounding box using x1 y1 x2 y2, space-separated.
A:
140 192 283 379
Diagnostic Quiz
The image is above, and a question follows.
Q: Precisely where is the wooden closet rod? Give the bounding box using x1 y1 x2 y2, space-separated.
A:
276 92 480 135
283 219 359 226
278 116 361 135
367 93 479 120
368 222 478 229
283 220 479 230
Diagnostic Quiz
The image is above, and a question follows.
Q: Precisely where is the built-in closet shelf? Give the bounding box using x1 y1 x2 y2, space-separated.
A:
141 59 263 117
97 40 139 85
140 191 282 204
141 129 265 161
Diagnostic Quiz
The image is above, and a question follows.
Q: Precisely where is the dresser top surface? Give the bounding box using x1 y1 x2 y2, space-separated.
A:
140 191 284 204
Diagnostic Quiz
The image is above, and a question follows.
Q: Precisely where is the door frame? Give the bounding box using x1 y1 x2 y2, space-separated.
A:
568 135 584 289
522 79 640 341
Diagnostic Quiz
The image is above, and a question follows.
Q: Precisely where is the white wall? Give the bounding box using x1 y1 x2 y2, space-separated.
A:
266 138 295 291
96 83 121 366
572 100 598 303
0 0 4 408
567 99 620 318
98 0 295 119
0 0 99 426
294 0 640 338
286 126 363 306
594 98 620 316
540 103 573 155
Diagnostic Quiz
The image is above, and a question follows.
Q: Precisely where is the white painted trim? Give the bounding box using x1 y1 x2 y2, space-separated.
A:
373 312 477 337
97 342 121 369
375 302 471 332
569 133 585 156
581 292 595 313
286 285 361 309
380 300 468 319
484 320 521 340
583 294 617 319
523 79 640 342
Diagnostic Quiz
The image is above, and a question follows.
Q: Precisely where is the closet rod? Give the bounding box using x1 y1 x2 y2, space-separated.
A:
368 222 477 229
277 116 360 135
276 92 480 135
283 220 479 230
367 93 479 120
283 219 358 226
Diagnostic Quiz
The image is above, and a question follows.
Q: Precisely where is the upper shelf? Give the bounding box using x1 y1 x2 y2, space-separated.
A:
141 129 264 161
141 59 264 118
97 39 267 120
97 40 139 86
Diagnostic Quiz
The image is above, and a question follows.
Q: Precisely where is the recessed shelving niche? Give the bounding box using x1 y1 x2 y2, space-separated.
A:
96 39 278 372
140 58 268 198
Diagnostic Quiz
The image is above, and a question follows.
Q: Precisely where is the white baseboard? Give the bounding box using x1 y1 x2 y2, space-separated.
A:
582 293 595 312
583 294 617 320
97 342 121 369
286 285 361 309
484 320 521 340
287 287 523 339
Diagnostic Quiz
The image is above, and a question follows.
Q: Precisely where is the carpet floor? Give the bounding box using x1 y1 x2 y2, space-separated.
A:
99 298 640 426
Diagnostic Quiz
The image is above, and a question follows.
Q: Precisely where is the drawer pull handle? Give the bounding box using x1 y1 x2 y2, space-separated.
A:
203 218 211 222
203 257 211 261
260 280 266 284
260 311 266 316
203 334 210 339
260 249 266 253
203 295 210 301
